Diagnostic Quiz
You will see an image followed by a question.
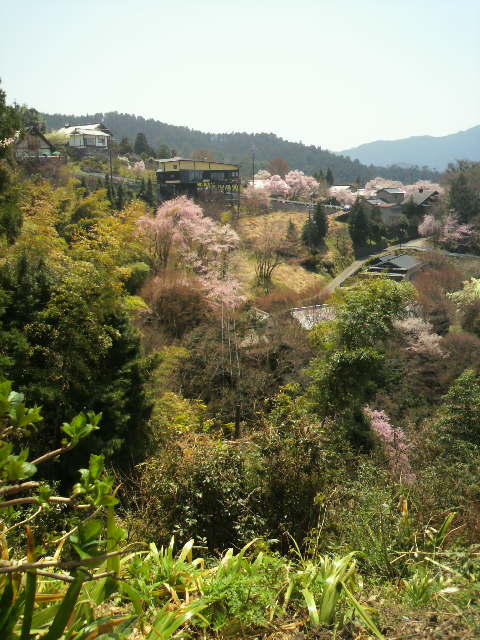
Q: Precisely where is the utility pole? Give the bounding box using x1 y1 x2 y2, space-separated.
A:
108 134 113 186
251 145 256 186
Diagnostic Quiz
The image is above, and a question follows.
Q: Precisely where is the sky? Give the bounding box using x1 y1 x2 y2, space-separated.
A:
1 0 479 151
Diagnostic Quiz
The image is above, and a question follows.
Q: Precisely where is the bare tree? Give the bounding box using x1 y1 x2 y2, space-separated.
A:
253 224 284 289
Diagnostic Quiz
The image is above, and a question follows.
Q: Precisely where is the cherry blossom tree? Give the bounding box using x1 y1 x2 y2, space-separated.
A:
131 160 146 174
364 407 415 483
394 317 444 358
254 169 271 180
243 184 271 213
418 214 441 242
284 170 319 200
136 196 243 307
264 174 291 198
440 214 477 251
404 180 445 197
328 186 356 206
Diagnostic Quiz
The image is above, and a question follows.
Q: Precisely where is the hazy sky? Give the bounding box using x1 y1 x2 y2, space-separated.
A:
1 0 479 150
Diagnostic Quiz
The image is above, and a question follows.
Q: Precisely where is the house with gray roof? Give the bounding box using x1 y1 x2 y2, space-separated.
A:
364 253 421 281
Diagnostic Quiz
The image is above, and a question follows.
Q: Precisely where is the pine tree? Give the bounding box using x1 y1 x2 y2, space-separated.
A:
138 178 146 201
326 168 334 186
145 178 155 207
116 183 125 210
134 132 152 156
285 219 299 254
312 203 328 241
449 173 480 223
119 136 132 154
348 199 370 252
105 175 115 206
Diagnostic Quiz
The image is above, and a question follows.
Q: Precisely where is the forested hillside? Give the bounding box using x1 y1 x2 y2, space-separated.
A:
42 111 440 184
3 83 480 638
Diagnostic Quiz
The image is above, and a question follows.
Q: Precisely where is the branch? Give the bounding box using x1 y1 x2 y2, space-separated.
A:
0 426 14 439
0 545 144 575
4 506 43 534
0 481 40 497
0 496 90 509
30 444 73 466
50 506 104 546
36 570 118 583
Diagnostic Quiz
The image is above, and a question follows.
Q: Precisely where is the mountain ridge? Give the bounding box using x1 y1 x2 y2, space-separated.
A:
41 111 440 184
341 124 480 171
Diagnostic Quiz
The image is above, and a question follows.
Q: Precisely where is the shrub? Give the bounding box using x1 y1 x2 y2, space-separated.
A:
141 271 211 338
128 433 265 550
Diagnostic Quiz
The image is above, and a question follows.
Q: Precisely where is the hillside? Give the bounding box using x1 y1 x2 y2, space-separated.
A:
42 110 440 184
341 124 480 171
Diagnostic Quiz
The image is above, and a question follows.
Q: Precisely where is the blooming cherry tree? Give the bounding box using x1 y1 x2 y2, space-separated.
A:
284 170 319 200
364 407 415 483
264 174 291 198
136 196 243 307
329 186 356 206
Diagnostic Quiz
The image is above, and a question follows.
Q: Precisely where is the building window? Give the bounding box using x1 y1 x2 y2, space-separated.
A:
85 135 97 146
97 137 106 146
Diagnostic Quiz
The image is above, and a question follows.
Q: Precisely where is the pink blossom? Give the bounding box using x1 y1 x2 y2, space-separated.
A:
243 184 271 212
254 169 271 180
0 135 16 148
329 186 356 206
394 317 443 357
418 214 441 238
264 174 291 197
404 180 445 197
136 196 243 307
440 214 477 251
132 160 146 173
284 170 319 200
364 407 415 484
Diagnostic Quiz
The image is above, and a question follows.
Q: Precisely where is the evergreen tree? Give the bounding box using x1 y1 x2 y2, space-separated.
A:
119 136 133 154
435 369 480 446
312 203 328 241
285 219 299 254
138 177 146 201
157 144 172 159
134 132 152 156
326 168 334 186
449 172 480 223
145 177 155 207
348 199 370 253
0 81 22 245
105 174 115 206
116 183 125 210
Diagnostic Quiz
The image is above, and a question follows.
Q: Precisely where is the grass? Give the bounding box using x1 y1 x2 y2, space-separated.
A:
234 210 326 296
236 210 309 243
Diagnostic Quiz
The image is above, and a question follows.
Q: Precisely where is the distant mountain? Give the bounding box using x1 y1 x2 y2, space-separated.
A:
42 111 440 184
341 125 480 171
